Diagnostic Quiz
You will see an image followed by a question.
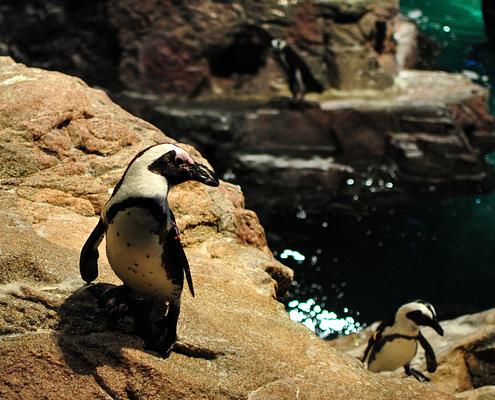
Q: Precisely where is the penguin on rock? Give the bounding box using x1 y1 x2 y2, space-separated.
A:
363 300 444 382
270 38 323 101
79 143 219 357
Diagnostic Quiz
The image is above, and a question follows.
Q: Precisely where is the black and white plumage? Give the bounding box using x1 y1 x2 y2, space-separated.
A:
79 143 219 356
363 300 444 382
270 38 323 101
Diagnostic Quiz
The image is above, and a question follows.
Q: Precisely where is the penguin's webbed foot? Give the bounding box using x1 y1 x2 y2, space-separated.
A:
404 364 431 383
145 329 177 358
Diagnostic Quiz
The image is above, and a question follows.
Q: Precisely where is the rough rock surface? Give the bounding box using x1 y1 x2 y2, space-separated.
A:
116 70 495 218
0 0 399 96
0 57 455 399
329 308 495 399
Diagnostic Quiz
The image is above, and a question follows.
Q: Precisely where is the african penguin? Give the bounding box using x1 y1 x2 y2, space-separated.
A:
362 300 444 382
270 38 323 101
79 143 219 356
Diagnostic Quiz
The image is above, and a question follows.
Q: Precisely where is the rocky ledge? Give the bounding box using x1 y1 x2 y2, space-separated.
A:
330 308 495 399
116 69 495 218
0 57 456 399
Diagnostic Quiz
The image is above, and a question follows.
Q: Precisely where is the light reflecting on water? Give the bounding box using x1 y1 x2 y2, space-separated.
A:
279 248 306 262
287 297 363 337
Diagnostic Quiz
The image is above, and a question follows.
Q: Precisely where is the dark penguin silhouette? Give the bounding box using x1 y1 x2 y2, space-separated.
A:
363 300 444 382
270 38 323 101
80 143 219 357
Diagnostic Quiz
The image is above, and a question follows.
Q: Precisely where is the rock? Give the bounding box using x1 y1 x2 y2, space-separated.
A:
329 308 495 399
0 57 453 399
115 69 495 219
394 15 419 69
456 386 495 400
0 0 400 95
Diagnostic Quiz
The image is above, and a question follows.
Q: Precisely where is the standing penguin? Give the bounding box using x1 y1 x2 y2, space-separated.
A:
79 143 219 356
363 300 444 382
270 38 323 101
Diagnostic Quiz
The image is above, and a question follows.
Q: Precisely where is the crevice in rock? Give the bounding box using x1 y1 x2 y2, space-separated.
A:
9 287 61 311
39 147 60 157
125 387 140 400
264 264 292 299
57 119 72 129
75 145 104 156
173 340 224 359
94 371 119 400
374 21 387 54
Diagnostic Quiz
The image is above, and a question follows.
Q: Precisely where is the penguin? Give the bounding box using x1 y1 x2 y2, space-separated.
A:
270 38 323 101
79 143 219 356
362 300 444 382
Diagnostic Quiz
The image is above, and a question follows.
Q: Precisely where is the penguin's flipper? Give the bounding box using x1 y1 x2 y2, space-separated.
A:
362 320 386 363
418 331 437 373
167 213 195 297
79 218 105 283
362 335 376 363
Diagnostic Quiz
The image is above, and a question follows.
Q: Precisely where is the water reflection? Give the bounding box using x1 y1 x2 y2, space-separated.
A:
287 298 362 337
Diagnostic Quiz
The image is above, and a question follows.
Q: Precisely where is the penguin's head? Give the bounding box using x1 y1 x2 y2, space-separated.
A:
148 144 220 187
397 300 444 336
271 38 287 52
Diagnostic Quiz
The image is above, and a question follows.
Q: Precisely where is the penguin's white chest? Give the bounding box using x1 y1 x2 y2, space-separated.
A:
368 338 418 372
105 207 180 299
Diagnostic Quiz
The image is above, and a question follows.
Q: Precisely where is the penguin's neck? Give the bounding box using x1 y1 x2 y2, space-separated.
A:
386 316 419 337
104 163 171 226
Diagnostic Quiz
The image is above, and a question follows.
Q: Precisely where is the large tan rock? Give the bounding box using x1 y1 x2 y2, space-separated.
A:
0 57 453 399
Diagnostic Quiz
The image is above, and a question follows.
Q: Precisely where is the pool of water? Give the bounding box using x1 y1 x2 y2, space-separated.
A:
276 0 495 338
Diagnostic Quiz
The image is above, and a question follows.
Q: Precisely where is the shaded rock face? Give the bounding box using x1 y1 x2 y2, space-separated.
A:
0 58 454 399
116 70 495 218
0 0 399 96
0 0 121 90
329 308 495 398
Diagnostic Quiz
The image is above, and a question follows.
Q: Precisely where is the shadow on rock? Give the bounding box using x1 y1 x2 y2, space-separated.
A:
56 283 220 376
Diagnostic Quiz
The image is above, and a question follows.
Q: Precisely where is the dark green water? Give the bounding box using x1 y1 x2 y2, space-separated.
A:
276 0 495 338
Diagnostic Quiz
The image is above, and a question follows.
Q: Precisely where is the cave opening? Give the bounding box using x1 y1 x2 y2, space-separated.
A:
208 31 268 77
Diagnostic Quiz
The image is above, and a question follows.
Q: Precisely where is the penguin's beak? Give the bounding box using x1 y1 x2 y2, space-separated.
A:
188 162 220 187
428 318 444 336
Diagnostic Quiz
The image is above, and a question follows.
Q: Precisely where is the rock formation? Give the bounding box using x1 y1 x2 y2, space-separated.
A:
0 0 399 96
1 1 494 218
116 70 495 218
0 57 455 399
330 308 495 399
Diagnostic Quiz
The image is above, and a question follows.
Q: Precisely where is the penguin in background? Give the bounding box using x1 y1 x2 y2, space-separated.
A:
362 300 444 382
270 38 324 101
79 143 219 357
